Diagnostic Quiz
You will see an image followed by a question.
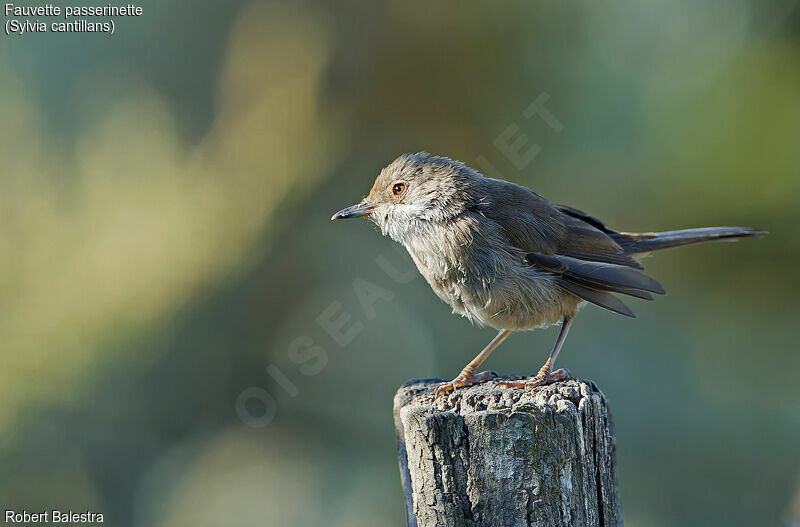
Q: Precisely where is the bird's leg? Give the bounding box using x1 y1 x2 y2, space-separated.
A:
434 329 511 397
497 315 575 389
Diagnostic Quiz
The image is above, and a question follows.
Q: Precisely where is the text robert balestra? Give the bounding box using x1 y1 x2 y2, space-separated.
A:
4 510 104 523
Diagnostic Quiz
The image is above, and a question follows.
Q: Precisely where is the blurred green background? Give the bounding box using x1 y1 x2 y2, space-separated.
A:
2 1 800 525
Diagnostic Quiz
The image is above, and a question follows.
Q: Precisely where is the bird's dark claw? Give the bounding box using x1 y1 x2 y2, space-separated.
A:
494 368 572 389
434 370 498 397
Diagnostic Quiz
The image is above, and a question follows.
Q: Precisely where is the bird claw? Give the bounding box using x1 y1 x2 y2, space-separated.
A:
494 368 573 390
434 370 498 397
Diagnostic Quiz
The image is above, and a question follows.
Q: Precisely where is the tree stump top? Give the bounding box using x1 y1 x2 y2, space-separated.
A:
394 378 622 527
394 377 603 416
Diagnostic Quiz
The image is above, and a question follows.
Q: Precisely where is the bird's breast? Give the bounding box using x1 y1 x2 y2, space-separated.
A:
400 224 579 330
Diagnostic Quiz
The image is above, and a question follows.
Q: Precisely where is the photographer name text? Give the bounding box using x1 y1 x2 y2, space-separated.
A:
4 510 103 523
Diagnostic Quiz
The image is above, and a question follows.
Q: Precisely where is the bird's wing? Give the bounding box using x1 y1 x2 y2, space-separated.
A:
480 180 663 316
524 251 665 317
477 178 562 254
481 179 639 266
554 203 616 234
553 203 643 268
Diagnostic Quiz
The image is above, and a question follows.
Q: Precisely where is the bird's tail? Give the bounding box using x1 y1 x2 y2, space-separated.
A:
618 227 766 255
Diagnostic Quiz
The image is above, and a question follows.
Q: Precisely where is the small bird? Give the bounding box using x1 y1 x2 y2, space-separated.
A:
332 152 764 395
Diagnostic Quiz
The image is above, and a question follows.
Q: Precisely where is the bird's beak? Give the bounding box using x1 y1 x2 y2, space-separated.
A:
331 201 376 220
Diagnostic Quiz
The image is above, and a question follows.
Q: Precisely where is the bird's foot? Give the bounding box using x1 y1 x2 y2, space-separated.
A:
434 370 498 397
495 368 572 390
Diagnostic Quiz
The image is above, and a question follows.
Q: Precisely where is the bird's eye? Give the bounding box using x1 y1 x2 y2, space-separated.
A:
391 181 407 197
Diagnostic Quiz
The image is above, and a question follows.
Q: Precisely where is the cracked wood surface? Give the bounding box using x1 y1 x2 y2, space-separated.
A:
394 378 622 527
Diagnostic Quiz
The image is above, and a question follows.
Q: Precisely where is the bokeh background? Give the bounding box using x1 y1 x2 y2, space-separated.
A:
2 1 800 525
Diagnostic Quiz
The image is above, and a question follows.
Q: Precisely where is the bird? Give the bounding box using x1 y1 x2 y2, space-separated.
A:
331 152 764 395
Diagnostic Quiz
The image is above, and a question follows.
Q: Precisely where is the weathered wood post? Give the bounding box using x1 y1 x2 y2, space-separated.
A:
394 378 622 527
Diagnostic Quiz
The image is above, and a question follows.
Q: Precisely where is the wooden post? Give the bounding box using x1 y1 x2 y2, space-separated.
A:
394 378 622 527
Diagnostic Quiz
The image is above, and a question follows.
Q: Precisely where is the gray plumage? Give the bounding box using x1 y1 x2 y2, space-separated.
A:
332 152 764 390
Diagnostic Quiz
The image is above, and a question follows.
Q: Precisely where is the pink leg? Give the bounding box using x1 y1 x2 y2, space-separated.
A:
496 315 574 389
435 329 511 397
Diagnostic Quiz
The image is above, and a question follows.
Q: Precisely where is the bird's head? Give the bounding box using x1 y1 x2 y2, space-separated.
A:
331 152 480 242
